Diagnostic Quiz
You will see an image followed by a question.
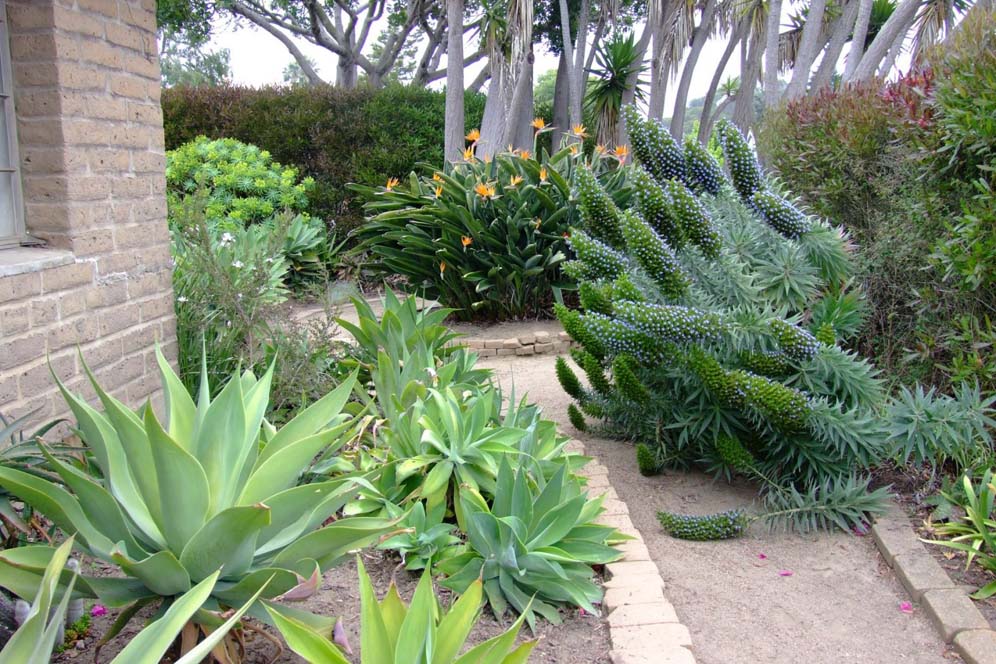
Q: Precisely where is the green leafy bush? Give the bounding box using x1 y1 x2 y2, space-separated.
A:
166 136 330 293
0 351 397 656
759 13 996 393
352 140 629 321
925 471 996 599
162 84 486 237
555 106 891 535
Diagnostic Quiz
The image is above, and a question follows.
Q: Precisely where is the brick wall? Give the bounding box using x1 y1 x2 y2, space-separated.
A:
0 0 175 425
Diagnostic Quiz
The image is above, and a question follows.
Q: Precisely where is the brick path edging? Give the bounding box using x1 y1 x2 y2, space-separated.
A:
444 330 574 357
565 439 697 664
871 501 996 663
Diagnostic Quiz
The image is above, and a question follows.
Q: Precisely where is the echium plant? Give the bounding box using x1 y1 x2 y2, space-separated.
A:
556 106 891 537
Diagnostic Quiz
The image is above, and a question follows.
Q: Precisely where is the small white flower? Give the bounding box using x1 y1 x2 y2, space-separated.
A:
232 260 244 269
219 232 235 247
176 295 188 303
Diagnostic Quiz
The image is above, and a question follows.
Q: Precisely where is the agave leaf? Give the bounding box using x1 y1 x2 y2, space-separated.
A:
192 368 246 513
53 371 163 547
212 566 304 605
170 577 273 664
431 579 482 664
265 604 351 664
255 477 363 555
180 504 271 581
272 516 400 569
111 548 191 596
144 407 210 552
156 345 197 444
0 466 114 557
106 571 220 663
260 371 357 464
238 424 352 505
358 557 394 663
0 538 77 664
39 446 147 559
394 569 434 662
377 584 407 655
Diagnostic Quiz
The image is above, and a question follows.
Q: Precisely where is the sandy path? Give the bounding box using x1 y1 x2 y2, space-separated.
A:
479 352 958 664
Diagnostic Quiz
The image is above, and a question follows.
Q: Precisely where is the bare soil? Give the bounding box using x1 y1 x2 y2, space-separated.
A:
478 350 962 664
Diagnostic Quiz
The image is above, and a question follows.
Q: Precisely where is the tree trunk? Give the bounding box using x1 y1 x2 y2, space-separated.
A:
508 50 535 150
337 58 358 88
558 0 582 128
552 51 570 149
698 20 746 143
763 0 783 108
706 95 735 134
850 0 919 82
879 23 908 77
843 0 874 81
619 18 656 143
811 0 860 92
734 33 762 131
479 63 509 157
571 0 592 128
670 0 720 138
785 0 829 99
444 0 465 162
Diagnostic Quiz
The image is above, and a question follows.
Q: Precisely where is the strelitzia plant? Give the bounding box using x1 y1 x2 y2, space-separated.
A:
925 471 996 599
0 350 398 660
439 458 623 629
269 557 536 663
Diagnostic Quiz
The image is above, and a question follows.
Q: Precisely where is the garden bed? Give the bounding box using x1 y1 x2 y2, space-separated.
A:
61 548 612 663
479 349 963 664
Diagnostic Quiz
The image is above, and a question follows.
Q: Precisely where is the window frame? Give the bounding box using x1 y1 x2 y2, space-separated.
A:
0 0 26 249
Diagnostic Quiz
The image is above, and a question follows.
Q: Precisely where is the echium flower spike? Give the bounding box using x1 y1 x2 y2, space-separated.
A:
768 319 820 361
613 301 727 347
632 167 684 247
567 230 628 281
622 105 688 186
684 137 727 195
665 179 721 258
574 166 625 248
579 281 615 315
751 190 812 239
716 119 763 201
620 211 690 300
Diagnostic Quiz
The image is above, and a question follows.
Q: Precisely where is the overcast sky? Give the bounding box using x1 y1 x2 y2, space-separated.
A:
207 8 876 116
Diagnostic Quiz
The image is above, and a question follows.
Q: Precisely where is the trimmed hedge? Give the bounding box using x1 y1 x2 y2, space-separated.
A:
162 84 486 236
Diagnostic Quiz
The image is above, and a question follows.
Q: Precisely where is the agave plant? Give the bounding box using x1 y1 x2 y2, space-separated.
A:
439 458 623 628
270 557 536 663
377 501 462 571
0 411 71 547
0 537 267 664
0 350 398 659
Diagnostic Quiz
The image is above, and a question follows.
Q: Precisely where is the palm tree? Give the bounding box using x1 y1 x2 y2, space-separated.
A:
785 0 831 98
843 0 875 79
849 0 920 81
763 0 783 107
587 32 648 145
478 0 534 156
670 0 723 137
445 0 465 161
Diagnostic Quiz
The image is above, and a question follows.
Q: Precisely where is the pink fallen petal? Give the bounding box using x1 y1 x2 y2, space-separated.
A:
899 602 913 614
758 553 768 560
333 618 353 655
778 570 793 577
90 604 107 617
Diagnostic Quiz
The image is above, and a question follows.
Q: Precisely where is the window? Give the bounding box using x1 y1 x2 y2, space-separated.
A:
0 1 24 248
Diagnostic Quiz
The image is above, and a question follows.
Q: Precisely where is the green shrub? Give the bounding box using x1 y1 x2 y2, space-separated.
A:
759 17 996 393
556 106 892 536
162 84 486 237
351 140 630 321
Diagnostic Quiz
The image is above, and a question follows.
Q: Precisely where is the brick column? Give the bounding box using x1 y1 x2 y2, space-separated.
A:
0 0 175 422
